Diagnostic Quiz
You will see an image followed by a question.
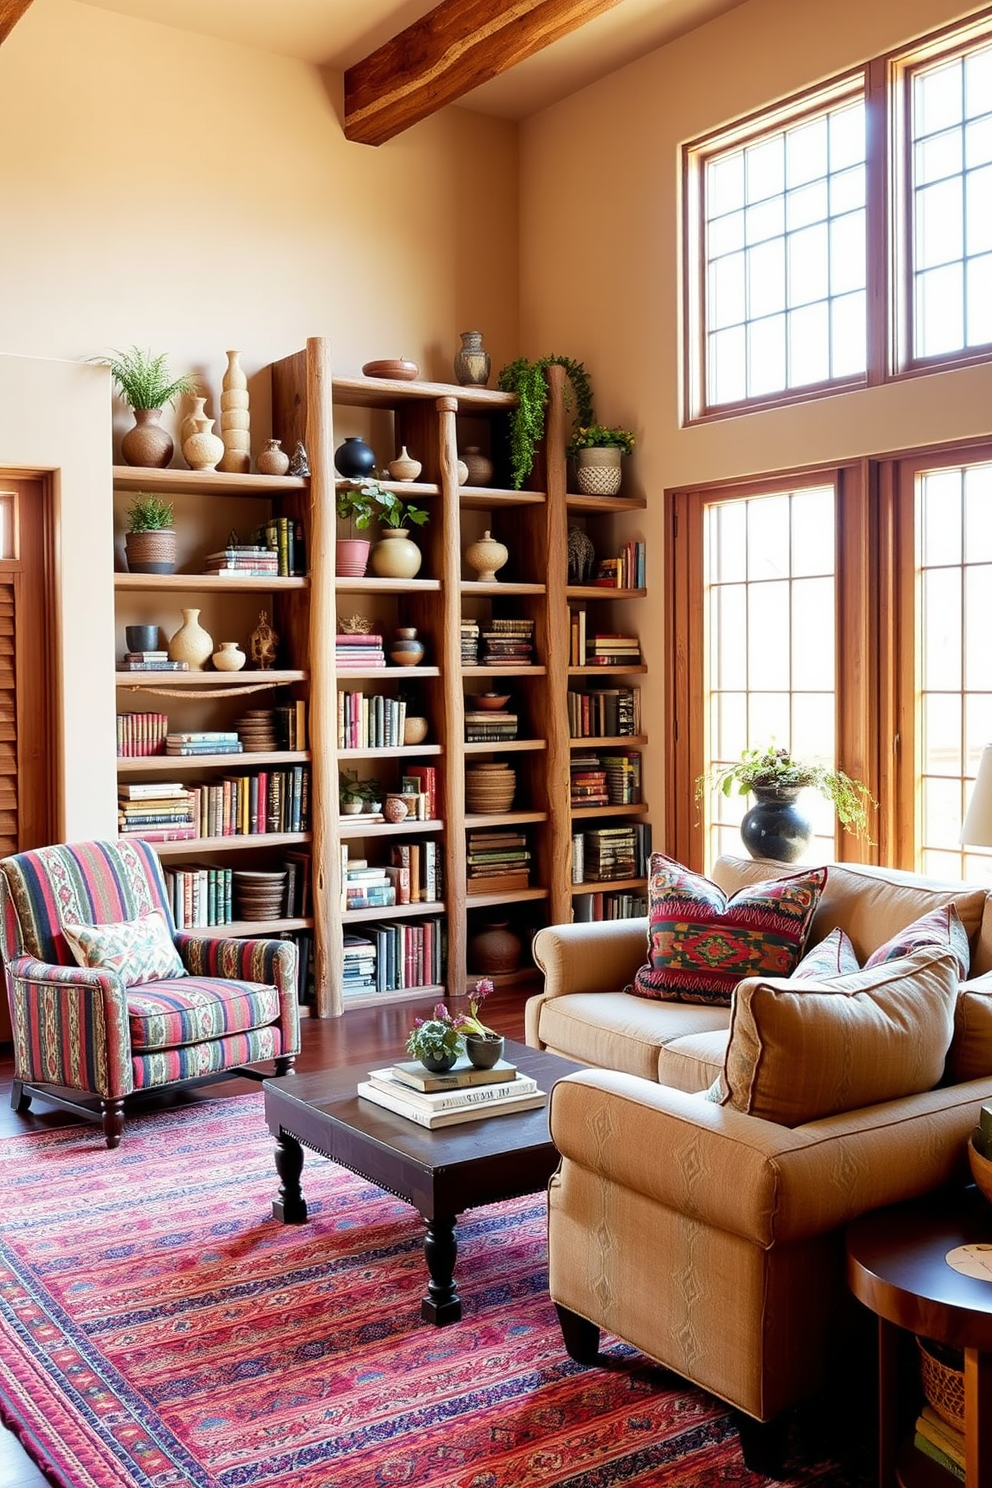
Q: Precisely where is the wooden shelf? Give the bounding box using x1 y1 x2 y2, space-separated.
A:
464 738 548 754
567 585 647 601
460 580 546 596
150 831 311 859
343 899 445 923
569 664 648 676
338 817 444 839
465 886 550 908
113 467 306 497
179 917 313 938
461 664 547 678
336 666 441 679
464 810 548 828
338 744 443 760
331 375 515 410
115 573 307 592
116 670 305 688
460 489 546 510
342 984 445 1011
565 492 646 514
334 576 441 594
118 751 309 773
571 802 648 819
571 877 647 896
570 734 647 748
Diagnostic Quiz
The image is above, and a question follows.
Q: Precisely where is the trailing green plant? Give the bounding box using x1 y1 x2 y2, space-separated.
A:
405 1004 464 1063
497 355 595 489
567 423 636 459
126 493 174 531
694 744 876 840
336 478 429 531
98 346 197 410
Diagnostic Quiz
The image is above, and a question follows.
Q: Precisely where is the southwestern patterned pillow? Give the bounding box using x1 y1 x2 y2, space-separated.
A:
864 903 971 979
791 926 860 980
631 854 827 1006
63 909 185 987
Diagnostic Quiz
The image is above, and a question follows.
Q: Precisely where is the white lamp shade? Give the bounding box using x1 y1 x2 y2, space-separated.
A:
961 745 992 847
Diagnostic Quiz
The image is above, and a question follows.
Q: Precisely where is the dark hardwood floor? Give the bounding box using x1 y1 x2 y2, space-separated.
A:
0 987 530 1487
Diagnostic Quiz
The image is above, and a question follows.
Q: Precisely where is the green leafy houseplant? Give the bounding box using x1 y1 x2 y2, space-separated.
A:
498 355 595 489
567 424 636 459
100 346 197 411
123 493 177 574
695 745 875 840
339 770 382 808
406 1003 464 1067
126 494 174 531
337 478 429 531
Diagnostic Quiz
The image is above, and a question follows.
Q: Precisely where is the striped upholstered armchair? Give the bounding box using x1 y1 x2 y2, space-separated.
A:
0 838 300 1147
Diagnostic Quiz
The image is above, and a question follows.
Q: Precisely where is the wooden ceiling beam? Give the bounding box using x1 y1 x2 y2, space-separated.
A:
344 0 623 146
0 0 34 44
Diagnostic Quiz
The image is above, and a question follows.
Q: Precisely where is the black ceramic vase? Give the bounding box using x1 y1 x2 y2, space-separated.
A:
740 787 812 863
465 1034 505 1069
334 436 376 479
420 1050 458 1073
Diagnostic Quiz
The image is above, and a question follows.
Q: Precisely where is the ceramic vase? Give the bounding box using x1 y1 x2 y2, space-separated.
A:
467 921 523 975
180 396 209 446
403 715 429 745
388 446 422 482
576 445 623 497
182 413 224 472
336 538 370 578
335 436 376 479
456 459 469 485
168 608 213 670
465 530 508 582
465 1033 505 1069
461 446 493 486
389 626 425 665
454 330 491 387
740 787 812 863
218 349 251 474
420 1050 458 1074
384 795 409 823
257 438 290 476
370 529 422 579
121 408 173 468
212 641 246 672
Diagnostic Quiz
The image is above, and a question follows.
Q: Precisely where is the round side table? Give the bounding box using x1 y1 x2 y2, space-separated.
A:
847 1187 992 1487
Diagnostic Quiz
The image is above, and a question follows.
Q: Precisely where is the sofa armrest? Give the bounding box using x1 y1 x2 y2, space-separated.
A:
5 955 133 1096
532 917 647 999
175 934 301 1053
549 1067 990 1248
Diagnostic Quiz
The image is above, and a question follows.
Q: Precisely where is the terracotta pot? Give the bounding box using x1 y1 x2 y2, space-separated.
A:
121 408 173 468
371 530 422 579
336 538 370 578
467 920 522 975
125 528 176 574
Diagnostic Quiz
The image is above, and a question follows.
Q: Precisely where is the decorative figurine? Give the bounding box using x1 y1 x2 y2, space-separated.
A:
289 441 310 477
249 609 279 669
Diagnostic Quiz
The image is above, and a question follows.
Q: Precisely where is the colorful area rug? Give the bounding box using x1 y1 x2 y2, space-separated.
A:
0 1096 871 1487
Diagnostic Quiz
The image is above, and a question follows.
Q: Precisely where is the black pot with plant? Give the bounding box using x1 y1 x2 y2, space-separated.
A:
98 346 197 469
124 493 177 574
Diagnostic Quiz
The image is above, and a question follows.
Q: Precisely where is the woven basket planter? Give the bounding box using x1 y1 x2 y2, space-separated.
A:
917 1335 965 1431
125 528 177 574
575 447 623 497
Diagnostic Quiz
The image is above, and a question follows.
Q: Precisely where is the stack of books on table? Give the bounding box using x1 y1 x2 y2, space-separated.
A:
117 782 196 842
335 633 386 668
357 1056 545 1128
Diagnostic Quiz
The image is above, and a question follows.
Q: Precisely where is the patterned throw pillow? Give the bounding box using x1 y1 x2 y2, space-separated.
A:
63 909 185 987
791 926 860 980
631 854 827 1006
864 903 971 979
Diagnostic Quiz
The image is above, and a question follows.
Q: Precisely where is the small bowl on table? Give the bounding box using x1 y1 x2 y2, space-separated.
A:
968 1130 992 1202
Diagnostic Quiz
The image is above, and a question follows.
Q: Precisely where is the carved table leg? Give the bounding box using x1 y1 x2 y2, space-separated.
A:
272 1131 308 1223
421 1214 460 1325
101 1098 125 1149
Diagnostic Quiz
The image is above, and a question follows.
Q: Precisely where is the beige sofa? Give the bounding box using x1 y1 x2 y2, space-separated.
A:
527 856 992 1463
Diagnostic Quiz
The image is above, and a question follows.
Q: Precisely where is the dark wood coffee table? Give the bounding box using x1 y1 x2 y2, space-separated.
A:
263 1039 584 1325
847 1186 992 1488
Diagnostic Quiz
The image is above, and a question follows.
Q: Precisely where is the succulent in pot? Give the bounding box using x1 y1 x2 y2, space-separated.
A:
406 1004 464 1072
124 493 176 574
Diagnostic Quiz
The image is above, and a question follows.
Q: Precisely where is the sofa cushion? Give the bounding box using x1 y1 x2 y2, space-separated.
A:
864 903 970 977
656 1029 729 1091
63 909 185 987
126 976 282 1051
537 990 731 1081
711 947 958 1126
631 854 827 1007
792 926 859 980
948 974 992 1082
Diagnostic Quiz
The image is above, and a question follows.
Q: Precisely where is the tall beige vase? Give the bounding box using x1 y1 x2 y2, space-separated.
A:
219 349 250 474
168 608 214 670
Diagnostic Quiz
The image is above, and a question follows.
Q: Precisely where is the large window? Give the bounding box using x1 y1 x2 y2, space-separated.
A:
684 11 992 419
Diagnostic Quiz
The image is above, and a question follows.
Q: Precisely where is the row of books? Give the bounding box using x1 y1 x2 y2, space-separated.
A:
256 516 307 576
340 839 443 910
357 1056 544 1128
116 711 169 757
573 888 649 921
570 749 642 807
578 822 652 883
568 611 641 668
118 769 310 841
337 691 408 749
116 702 306 758
592 541 645 590
163 866 234 927
342 916 446 996
467 828 531 893
567 686 641 738
335 632 386 669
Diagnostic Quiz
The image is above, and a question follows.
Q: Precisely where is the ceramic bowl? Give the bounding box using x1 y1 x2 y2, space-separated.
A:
362 358 420 381
467 693 511 711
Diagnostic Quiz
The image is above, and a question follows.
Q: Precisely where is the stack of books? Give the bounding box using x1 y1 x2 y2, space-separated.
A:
118 654 189 673
481 617 534 666
570 751 609 807
592 541 645 589
203 544 279 578
461 619 480 664
116 711 168 757
117 782 196 842
335 633 386 668
465 708 518 742
466 828 531 892
582 822 652 882
589 633 641 666
343 934 377 994
567 686 640 738
342 857 396 912
600 750 642 804
913 1407 964 1480
165 730 243 757
357 1055 545 1128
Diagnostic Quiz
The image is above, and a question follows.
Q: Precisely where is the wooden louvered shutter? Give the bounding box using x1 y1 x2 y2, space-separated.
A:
0 582 16 858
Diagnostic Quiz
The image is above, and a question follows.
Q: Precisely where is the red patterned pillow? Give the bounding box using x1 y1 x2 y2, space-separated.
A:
792 926 860 980
631 854 828 1006
864 903 970 978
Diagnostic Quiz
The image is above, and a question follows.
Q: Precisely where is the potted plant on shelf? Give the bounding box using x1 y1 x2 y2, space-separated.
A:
459 978 504 1068
339 770 382 815
335 478 384 578
694 744 875 863
406 1004 464 1073
98 346 197 469
497 355 594 490
567 424 636 497
369 485 430 580
124 493 177 574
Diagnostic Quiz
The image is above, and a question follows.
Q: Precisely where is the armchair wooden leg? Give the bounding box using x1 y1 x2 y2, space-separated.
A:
734 1411 790 1478
101 1099 125 1149
555 1303 601 1364
10 1080 31 1113
273 1056 296 1077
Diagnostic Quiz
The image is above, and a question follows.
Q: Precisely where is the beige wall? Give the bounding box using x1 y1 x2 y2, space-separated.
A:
518 0 992 838
0 0 519 836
